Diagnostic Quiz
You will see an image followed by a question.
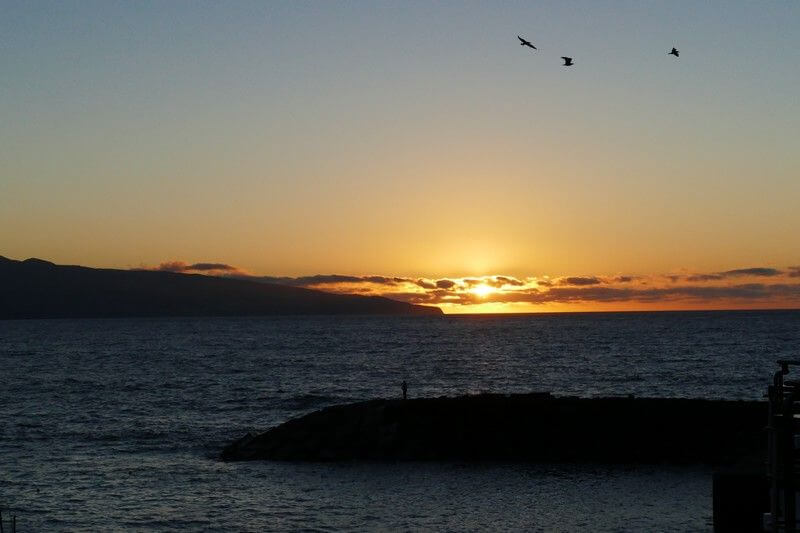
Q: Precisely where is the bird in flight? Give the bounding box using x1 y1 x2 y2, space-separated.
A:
561 56 574 66
518 36 537 50
668 47 679 57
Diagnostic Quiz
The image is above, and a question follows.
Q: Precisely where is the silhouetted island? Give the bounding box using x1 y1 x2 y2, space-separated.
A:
0 256 441 319
221 393 766 464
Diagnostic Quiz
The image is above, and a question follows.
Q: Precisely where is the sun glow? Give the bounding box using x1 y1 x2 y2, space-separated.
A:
470 283 495 298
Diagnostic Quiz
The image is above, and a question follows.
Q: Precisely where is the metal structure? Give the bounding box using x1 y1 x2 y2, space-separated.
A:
767 360 800 532
0 509 17 533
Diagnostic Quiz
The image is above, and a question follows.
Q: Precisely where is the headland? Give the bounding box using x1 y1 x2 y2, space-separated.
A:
0 256 441 319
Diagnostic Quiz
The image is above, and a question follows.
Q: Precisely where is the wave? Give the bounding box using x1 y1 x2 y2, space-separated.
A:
275 393 359 411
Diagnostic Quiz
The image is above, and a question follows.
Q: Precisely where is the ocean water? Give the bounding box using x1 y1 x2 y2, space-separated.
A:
1 310 798 531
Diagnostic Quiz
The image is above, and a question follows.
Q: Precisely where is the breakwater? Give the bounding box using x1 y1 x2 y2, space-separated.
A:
221 393 766 463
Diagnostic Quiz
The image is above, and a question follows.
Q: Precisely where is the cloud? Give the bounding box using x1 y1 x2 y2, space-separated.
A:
685 267 782 282
363 276 399 284
447 283 800 306
490 276 525 287
155 261 238 273
242 274 405 287
547 283 799 304
722 267 782 277
188 262 237 271
140 260 800 310
685 274 725 282
255 274 361 286
559 276 604 286
381 280 800 307
155 261 189 272
415 279 436 289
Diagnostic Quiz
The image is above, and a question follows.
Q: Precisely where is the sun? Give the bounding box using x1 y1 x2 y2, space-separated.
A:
470 284 495 298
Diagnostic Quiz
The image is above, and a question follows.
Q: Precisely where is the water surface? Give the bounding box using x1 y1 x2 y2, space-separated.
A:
2 311 797 530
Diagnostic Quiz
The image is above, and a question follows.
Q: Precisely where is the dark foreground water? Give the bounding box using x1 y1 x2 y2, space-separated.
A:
1 310 798 531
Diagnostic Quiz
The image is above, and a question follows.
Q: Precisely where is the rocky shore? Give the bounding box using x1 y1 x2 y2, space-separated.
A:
221 393 766 464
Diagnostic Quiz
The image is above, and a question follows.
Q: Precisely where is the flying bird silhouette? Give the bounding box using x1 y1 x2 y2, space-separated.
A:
518 36 537 50
668 47 679 57
561 56 574 66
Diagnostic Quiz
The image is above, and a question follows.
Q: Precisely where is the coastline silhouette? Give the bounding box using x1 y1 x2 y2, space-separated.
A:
0 256 442 319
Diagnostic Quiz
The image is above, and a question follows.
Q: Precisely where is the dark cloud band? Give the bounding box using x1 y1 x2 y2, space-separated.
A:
141 260 800 309
156 261 237 273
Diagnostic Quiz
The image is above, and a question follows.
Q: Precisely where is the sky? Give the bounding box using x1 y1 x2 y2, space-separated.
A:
2 1 799 313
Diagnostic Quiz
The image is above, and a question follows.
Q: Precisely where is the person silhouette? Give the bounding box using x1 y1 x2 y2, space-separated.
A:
401 380 408 400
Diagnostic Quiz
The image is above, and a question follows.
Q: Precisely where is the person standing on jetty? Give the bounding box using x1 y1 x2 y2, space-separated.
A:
401 380 408 400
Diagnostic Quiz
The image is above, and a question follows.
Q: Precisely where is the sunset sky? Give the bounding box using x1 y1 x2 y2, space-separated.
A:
2 1 799 313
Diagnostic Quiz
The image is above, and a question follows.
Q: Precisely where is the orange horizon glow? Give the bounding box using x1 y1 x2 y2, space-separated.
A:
128 259 800 315
437 301 800 315
4 253 800 314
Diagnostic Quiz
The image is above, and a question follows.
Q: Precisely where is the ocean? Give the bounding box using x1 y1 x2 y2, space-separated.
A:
1 310 798 531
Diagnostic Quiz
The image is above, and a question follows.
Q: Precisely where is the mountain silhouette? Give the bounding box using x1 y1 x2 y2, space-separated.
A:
0 256 442 319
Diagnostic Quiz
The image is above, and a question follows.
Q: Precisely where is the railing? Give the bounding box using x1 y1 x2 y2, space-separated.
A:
766 360 800 532
0 508 18 533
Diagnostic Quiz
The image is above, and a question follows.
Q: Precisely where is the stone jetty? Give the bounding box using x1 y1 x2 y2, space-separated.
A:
221 393 766 464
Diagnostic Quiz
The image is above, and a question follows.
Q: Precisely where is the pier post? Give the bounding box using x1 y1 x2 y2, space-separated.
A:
765 360 800 532
713 466 769 532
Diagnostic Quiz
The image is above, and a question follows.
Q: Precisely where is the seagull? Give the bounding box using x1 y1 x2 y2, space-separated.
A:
518 36 537 50
561 56 573 66
668 47 679 57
